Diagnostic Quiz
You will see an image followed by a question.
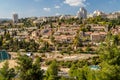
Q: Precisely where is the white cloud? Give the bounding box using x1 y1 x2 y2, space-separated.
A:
43 8 51 12
55 5 60 9
56 13 60 16
64 0 86 7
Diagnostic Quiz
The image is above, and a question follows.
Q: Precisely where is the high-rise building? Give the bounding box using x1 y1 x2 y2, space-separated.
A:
88 10 106 18
76 7 87 19
93 10 106 17
12 13 18 23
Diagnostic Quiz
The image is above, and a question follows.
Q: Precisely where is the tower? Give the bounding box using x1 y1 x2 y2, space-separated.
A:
13 13 18 23
77 7 87 19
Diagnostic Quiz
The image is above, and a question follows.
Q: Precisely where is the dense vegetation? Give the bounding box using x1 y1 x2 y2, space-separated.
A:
68 39 120 80
0 34 120 80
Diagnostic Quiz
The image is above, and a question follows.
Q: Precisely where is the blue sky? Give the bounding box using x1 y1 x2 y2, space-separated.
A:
0 0 120 18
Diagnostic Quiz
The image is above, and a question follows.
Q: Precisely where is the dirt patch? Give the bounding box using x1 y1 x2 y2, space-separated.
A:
0 60 17 68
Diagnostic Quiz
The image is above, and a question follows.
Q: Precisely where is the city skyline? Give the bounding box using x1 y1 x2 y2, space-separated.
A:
0 0 120 18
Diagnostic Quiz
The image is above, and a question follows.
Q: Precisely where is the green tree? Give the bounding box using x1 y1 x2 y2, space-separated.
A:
45 60 59 80
97 36 120 80
16 54 44 80
112 35 120 45
69 64 77 77
0 61 15 80
73 34 82 50
98 42 120 65
98 62 120 80
0 36 3 48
